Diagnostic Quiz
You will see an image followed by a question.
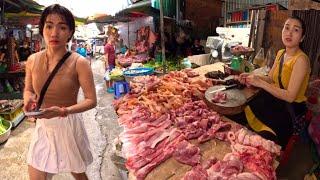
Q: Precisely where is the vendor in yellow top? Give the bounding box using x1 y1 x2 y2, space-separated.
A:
236 16 311 147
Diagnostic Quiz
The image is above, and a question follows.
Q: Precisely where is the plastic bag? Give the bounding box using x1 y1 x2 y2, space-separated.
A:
253 48 265 68
104 70 111 81
265 47 275 73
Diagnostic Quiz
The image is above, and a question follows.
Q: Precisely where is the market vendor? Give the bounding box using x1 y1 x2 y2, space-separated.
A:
235 16 310 147
104 35 116 92
18 40 32 62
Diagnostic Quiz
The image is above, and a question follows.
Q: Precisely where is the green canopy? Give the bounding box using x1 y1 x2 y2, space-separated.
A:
1 0 44 14
115 0 160 18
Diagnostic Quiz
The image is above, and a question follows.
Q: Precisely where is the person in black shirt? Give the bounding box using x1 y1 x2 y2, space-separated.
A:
18 41 32 61
191 38 205 55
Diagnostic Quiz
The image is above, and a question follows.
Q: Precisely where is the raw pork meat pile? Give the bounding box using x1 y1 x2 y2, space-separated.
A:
113 71 212 117
183 149 276 180
113 70 280 180
117 53 149 67
212 91 227 103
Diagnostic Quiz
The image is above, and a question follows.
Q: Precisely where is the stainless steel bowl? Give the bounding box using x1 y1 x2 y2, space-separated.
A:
0 119 12 144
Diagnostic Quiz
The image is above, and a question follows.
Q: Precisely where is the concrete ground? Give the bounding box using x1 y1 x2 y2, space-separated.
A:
0 57 316 180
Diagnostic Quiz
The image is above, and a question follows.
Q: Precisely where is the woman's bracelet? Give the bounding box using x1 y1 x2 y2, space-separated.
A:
60 107 69 117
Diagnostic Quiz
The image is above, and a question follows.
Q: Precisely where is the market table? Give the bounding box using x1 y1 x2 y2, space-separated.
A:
0 71 25 100
118 64 276 180
127 116 280 180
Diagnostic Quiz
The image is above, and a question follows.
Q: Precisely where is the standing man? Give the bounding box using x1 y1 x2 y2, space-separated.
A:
104 36 116 93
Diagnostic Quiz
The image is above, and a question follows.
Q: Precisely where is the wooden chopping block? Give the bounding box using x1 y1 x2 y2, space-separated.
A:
204 85 247 115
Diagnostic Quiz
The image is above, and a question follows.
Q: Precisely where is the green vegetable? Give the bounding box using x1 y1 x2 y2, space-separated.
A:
0 116 7 134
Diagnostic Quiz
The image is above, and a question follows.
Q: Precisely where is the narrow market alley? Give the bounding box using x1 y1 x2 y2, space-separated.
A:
0 57 124 180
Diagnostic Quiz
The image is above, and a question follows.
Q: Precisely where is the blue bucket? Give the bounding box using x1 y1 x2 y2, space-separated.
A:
123 67 154 77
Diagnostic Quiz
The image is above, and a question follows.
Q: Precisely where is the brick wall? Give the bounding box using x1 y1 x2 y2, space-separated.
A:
185 0 222 38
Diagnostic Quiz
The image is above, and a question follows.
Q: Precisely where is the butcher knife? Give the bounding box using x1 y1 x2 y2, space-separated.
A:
209 84 238 94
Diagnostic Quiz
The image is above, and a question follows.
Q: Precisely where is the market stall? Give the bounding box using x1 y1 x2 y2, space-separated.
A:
112 62 280 180
117 25 155 67
0 99 24 128
0 0 43 135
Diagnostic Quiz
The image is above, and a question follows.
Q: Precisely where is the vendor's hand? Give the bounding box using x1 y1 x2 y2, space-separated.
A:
35 106 63 119
245 74 264 88
23 95 37 113
236 73 250 85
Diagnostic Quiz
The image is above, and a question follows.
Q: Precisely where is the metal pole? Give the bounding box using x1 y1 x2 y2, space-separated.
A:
127 20 130 49
176 0 179 22
160 0 166 73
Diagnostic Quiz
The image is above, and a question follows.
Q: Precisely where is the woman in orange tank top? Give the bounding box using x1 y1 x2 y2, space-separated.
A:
23 4 97 180
232 16 311 147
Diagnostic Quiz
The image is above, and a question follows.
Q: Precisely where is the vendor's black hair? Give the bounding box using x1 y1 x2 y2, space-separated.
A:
194 37 201 42
289 16 306 37
39 4 75 42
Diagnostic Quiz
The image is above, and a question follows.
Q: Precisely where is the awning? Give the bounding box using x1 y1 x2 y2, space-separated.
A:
86 13 119 24
4 10 40 26
115 0 160 18
1 0 44 14
5 11 40 18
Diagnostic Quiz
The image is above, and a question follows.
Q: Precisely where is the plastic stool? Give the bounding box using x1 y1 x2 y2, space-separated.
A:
113 81 130 99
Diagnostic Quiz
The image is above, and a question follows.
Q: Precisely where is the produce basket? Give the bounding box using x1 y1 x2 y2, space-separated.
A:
0 119 12 144
123 67 154 83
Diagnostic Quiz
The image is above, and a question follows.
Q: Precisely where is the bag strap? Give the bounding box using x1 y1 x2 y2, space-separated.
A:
277 51 301 119
278 50 286 89
36 51 71 110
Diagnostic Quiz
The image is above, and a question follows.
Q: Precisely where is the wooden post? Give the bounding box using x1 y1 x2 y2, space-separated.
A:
176 0 179 22
160 0 166 73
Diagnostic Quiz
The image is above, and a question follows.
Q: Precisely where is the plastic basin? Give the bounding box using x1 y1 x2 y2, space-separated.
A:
0 119 12 144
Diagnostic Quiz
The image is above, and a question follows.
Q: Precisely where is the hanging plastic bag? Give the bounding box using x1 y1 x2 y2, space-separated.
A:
104 70 111 81
265 47 275 69
253 48 265 68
